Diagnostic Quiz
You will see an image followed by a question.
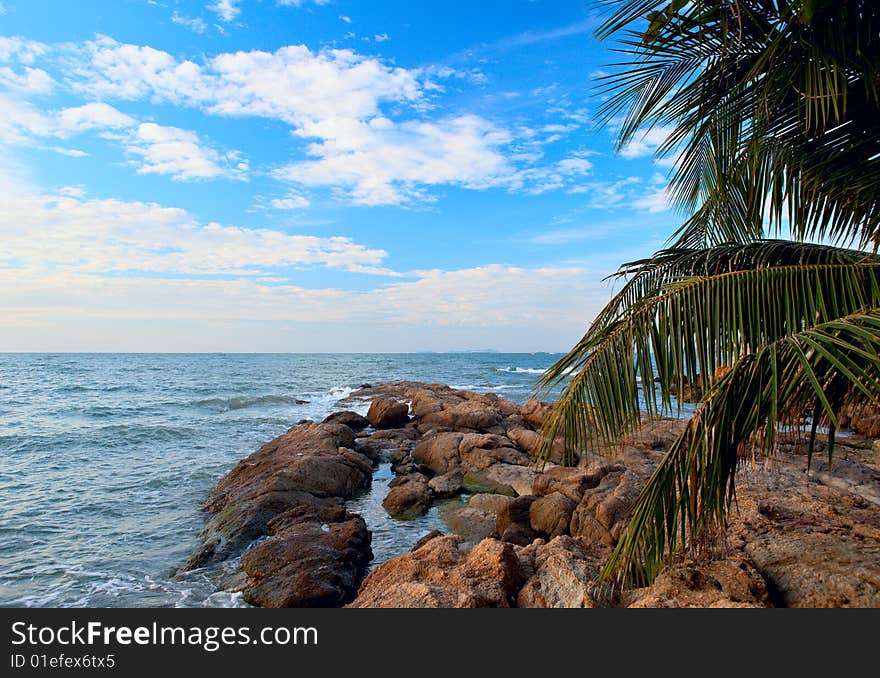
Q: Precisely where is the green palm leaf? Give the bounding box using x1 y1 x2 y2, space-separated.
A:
604 310 880 586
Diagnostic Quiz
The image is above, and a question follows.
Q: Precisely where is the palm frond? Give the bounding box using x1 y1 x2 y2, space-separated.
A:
537 261 880 462
603 309 880 586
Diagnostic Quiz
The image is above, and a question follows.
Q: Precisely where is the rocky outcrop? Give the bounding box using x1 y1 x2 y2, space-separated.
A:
182 422 372 569
529 492 577 538
240 500 371 608
367 397 410 429
412 432 463 474
347 536 525 608
516 536 607 608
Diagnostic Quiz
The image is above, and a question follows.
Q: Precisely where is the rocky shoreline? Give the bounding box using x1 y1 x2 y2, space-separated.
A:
180 381 880 608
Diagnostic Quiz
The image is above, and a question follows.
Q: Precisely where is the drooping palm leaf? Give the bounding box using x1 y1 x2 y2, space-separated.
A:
603 310 880 586
593 0 880 249
538 260 880 462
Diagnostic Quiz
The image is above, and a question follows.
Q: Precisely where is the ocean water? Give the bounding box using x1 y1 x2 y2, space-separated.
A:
0 352 564 608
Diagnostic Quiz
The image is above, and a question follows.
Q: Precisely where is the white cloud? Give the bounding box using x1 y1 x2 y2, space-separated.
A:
56 102 135 136
270 192 310 209
172 12 208 34
275 114 512 205
0 65 54 94
0 188 388 276
0 93 53 145
278 0 332 7
632 186 672 213
122 122 248 181
619 125 676 159
339 15 352 24
207 0 241 22
374 33 389 43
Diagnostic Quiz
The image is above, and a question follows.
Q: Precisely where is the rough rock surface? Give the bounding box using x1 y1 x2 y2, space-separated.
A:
241 501 372 608
382 476 433 519
182 423 372 569
516 536 607 608
529 492 577 538
322 410 370 432
366 397 410 429
626 556 771 608
347 536 525 608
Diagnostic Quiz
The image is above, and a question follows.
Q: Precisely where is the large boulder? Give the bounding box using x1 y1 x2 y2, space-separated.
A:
412 432 463 474
418 401 503 434
521 398 554 430
322 410 370 432
529 492 577 538
569 467 646 546
348 536 525 608
382 477 433 519
182 423 372 569
458 433 531 470
516 536 606 608
427 469 464 497
240 501 372 608
439 500 498 543
367 397 410 429
496 495 539 546
354 427 417 464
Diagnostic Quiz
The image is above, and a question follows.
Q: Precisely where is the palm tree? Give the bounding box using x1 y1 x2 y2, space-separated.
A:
538 0 880 587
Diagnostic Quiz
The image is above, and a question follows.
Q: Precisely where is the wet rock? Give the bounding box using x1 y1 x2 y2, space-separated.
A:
412 432 463 474
367 397 410 429
516 536 607 608
322 411 370 432
529 492 577 538
428 469 464 497
241 501 372 608
354 427 417 464
182 423 372 569
500 523 537 546
461 471 517 496
382 476 433 519
348 536 525 608
439 500 498 543
468 493 513 516
483 463 541 497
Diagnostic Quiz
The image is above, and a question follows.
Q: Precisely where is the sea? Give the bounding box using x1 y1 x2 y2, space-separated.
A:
0 352 567 608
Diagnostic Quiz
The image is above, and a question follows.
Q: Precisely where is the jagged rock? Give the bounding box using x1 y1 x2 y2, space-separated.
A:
412 530 444 552
516 536 607 608
458 433 531 470
240 501 372 608
439 500 498 543
322 410 370 432
521 398 553 430
348 536 525 608
529 492 577 538
182 423 372 569
627 556 770 608
412 432 463 474
367 397 410 429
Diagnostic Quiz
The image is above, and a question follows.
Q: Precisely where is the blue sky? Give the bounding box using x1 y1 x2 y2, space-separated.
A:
0 0 678 352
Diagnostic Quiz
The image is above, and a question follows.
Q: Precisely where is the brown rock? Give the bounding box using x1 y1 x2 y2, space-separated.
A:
412 432 463 474
419 401 502 433
382 478 433 519
468 493 513 515
439 500 498 543
569 467 645 546
240 501 372 608
458 433 531 470
182 423 372 569
627 556 770 608
521 398 554 430
427 469 464 497
496 495 538 540
367 397 410 429
516 536 606 608
322 410 370 432
483 463 541 497
348 536 525 608
529 492 577 538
